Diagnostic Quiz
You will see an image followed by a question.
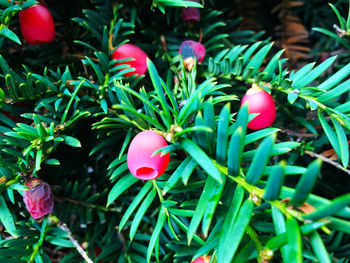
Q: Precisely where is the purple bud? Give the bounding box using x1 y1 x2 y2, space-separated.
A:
179 40 206 62
23 178 54 219
181 0 201 22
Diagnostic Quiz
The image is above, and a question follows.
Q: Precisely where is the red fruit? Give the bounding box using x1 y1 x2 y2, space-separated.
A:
241 84 276 130
127 130 170 180
112 43 149 77
23 178 54 219
182 0 201 22
19 4 55 45
192 255 211 263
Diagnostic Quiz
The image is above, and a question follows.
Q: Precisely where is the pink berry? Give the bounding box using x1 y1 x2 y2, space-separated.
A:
127 131 170 180
192 255 211 263
182 0 201 22
112 43 149 77
23 178 54 219
19 4 55 45
241 85 276 130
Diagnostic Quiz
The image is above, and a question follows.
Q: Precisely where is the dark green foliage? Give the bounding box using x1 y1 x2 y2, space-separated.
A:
0 0 350 262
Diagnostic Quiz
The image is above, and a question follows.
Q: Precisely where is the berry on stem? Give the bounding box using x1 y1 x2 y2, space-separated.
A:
192 255 211 263
179 40 205 71
112 43 149 77
127 130 170 180
182 0 201 22
23 178 54 219
19 4 55 45
241 84 276 130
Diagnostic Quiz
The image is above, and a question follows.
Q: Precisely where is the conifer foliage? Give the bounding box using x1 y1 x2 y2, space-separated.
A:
0 0 350 262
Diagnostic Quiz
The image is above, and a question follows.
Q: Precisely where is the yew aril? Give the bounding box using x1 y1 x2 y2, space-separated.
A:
127 130 170 180
192 255 211 263
23 178 54 219
19 4 55 45
112 43 149 77
182 0 201 22
241 85 276 130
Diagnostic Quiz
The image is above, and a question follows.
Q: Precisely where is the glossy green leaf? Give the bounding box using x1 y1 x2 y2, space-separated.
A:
0 195 17 237
119 181 153 230
147 207 166 263
227 127 245 177
107 173 139 207
187 177 219 244
216 103 231 164
286 217 302 263
304 193 350 220
62 135 82 148
181 139 223 184
217 197 254 263
263 160 286 201
290 159 322 206
246 134 275 185
309 231 331 263
130 189 156 240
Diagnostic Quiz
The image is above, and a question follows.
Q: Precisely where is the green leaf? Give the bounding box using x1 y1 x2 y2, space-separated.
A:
181 139 223 184
271 207 288 262
304 193 350 220
314 58 350 90
263 160 286 201
119 181 153 230
246 134 275 185
61 135 82 148
147 59 172 128
187 177 219 244
227 127 245 177
309 231 331 263
290 159 322 206
202 177 225 237
130 189 156 240
163 157 191 194
216 103 231 164
0 27 21 45
0 195 17 237
318 111 341 157
328 216 350 234
147 207 166 263
107 173 139 207
217 197 254 263
286 217 303 263
317 78 350 102
293 56 336 90
331 118 349 168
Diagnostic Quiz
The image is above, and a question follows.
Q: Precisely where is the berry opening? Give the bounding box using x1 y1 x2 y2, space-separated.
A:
135 167 158 180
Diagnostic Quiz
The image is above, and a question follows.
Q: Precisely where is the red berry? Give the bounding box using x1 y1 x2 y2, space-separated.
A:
112 43 149 77
19 4 55 45
192 255 211 263
23 178 54 219
127 130 170 180
182 0 201 22
241 85 276 130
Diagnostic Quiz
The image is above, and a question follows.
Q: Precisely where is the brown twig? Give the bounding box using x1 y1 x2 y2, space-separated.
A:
56 222 94 263
305 150 350 175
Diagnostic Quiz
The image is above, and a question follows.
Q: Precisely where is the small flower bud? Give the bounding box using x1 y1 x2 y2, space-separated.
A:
23 178 54 219
127 131 170 180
